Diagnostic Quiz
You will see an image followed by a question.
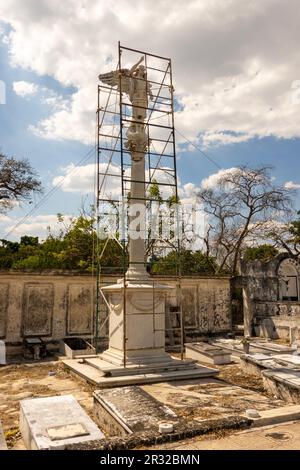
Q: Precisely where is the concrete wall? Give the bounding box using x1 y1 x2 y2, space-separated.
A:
0 272 231 352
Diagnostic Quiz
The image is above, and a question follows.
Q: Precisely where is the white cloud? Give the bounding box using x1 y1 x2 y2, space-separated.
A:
52 162 121 198
0 214 12 224
1 0 300 147
284 181 300 190
12 80 38 97
201 167 239 189
52 161 179 200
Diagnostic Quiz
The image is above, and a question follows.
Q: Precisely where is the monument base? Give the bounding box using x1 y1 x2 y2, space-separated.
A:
63 278 219 386
100 346 173 368
63 355 219 387
100 279 172 366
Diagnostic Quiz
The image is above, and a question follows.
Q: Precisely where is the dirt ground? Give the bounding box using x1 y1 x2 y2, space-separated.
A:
142 364 283 422
218 363 266 393
0 361 95 449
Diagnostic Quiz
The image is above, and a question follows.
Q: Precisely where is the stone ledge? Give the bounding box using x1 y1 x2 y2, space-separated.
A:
249 404 300 427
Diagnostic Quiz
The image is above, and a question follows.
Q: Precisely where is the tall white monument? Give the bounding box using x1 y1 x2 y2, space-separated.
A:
63 47 218 384
98 58 172 367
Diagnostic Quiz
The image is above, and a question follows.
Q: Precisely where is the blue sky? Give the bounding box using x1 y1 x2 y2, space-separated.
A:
1 1 300 240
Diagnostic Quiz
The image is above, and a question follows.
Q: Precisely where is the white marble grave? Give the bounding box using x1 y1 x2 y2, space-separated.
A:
20 395 104 450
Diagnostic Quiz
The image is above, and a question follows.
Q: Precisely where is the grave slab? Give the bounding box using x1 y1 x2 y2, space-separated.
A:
185 342 231 365
213 339 296 359
262 369 300 404
93 386 178 436
240 353 300 377
20 394 104 450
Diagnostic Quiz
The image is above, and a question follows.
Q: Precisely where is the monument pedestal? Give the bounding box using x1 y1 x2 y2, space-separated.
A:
100 279 175 368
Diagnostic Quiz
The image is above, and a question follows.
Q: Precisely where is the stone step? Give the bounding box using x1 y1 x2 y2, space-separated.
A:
94 366 219 388
63 359 105 385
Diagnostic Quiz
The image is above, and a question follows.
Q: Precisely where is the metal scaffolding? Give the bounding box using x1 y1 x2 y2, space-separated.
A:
94 43 185 362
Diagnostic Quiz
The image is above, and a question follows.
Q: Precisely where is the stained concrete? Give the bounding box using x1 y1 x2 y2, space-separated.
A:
152 421 300 450
248 404 300 427
240 354 281 376
240 353 300 380
240 254 300 340
20 395 104 450
262 369 300 404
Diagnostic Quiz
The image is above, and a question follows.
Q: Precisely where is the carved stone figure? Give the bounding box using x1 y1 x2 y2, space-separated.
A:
99 58 152 161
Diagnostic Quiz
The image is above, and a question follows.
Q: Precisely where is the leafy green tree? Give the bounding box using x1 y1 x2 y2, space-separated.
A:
151 250 217 275
243 244 279 262
20 236 39 246
0 239 20 268
0 214 125 272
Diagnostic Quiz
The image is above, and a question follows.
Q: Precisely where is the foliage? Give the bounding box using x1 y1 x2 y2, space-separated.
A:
0 214 217 275
0 215 124 271
0 153 41 213
151 249 218 275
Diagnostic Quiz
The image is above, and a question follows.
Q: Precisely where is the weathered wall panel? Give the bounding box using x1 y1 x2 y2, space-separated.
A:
181 286 198 329
22 284 53 336
0 283 8 338
67 284 93 335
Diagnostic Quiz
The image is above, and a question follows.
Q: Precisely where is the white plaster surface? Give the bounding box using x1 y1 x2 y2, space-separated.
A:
20 394 104 450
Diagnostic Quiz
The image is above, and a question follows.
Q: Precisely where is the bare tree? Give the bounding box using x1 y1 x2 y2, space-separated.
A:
197 165 293 274
0 153 41 212
264 211 300 257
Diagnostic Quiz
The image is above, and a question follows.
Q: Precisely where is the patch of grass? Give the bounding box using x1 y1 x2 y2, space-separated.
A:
4 427 21 448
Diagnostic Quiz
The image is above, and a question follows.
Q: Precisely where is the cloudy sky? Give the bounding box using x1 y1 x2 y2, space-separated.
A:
0 0 300 240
